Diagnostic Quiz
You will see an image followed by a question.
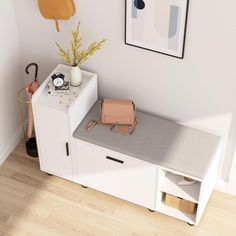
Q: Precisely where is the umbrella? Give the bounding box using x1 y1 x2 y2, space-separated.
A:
25 63 40 139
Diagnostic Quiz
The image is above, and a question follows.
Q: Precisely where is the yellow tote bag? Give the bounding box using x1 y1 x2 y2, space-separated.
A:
38 0 76 32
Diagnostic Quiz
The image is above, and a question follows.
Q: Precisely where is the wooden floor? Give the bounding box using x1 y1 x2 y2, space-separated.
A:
0 142 236 236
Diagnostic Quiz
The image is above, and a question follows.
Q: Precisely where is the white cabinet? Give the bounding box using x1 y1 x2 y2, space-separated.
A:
33 65 221 225
32 64 97 181
74 138 221 225
76 140 157 209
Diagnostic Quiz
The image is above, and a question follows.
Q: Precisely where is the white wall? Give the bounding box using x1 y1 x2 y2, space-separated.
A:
0 0 24 164
13 0 236 190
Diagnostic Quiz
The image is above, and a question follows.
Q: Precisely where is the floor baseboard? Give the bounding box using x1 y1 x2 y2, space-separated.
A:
0 127 23 165
215 177 228 193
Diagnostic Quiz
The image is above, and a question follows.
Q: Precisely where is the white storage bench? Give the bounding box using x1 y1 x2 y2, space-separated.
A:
73 102 221 225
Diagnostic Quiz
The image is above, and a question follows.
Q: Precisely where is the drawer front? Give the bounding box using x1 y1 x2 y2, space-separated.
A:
76 140 157 209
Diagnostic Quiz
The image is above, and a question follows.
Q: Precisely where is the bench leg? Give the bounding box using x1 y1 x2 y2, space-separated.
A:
147 209 155 212
81 185 88 188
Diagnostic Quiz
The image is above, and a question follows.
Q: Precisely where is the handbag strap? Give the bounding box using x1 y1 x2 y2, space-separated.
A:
85 118 138 135
55 20 60 32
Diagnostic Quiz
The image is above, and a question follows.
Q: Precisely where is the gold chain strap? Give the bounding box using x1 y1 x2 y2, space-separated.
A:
85 118 138 136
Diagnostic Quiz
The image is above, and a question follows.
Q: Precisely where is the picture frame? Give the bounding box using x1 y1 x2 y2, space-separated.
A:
125 0 190 59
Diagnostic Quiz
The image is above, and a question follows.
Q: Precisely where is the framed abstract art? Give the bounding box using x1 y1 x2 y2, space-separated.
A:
125 0 189 59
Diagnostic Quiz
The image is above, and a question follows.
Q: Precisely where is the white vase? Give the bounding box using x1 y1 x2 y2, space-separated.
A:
69 65 82 87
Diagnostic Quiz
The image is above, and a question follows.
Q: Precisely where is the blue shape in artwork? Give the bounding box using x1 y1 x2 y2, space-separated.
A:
132 1 137 18
168 5 181 51
168 6 179 38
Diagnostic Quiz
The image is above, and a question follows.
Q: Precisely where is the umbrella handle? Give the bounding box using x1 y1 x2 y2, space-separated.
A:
25 63 38 82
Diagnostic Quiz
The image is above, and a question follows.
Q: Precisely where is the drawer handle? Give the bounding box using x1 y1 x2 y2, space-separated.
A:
66 142 69 156
106 156 124 164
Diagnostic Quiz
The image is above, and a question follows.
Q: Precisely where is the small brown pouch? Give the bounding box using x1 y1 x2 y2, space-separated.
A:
38 0 76 32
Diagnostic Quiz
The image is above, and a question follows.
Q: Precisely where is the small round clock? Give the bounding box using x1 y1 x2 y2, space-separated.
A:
51 73 65 87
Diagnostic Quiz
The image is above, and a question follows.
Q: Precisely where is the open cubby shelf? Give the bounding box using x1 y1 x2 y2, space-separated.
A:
159 171 201 203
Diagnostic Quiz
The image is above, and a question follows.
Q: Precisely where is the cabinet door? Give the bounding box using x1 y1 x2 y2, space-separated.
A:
76 140 157 209
35 105 73 181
